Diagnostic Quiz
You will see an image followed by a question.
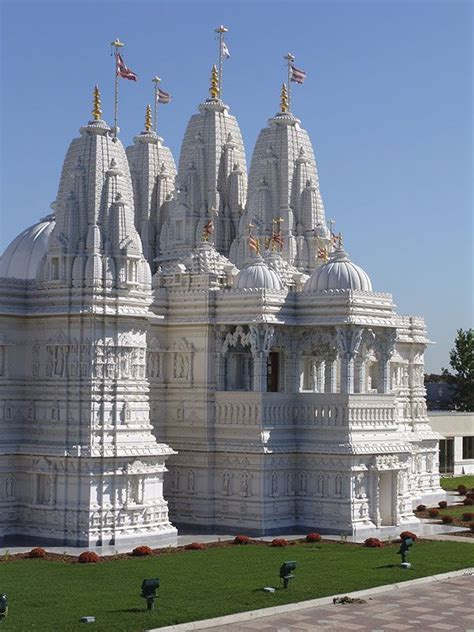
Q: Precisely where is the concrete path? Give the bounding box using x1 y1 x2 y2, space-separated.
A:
157 571 474 632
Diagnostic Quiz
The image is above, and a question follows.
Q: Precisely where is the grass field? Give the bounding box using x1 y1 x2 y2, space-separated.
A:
437 505 474 519
0 540 473 631
440 475 474 491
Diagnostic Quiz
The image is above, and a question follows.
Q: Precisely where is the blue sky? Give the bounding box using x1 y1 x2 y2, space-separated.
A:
0 0 472 372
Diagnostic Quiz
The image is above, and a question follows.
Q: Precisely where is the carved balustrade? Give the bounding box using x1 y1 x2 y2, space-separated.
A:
214 391 396 429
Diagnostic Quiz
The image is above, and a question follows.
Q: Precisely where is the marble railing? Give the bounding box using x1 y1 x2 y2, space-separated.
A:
214 391 396 428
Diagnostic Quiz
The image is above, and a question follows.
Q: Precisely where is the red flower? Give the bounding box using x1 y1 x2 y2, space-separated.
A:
28 547 47 558
132 545 153 556
441 515 454 524
364 537 383 548
270 538 288 547
185 542 205 550
305 533 321 542
78 551 100 563
399 531 417 541
233 535 251 545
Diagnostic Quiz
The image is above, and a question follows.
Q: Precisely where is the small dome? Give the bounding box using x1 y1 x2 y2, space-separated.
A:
0 215 55 280
234 258 284 291
304 246 372 293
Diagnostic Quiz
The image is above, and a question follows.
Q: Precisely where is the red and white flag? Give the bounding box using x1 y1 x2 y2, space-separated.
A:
271 232 284 250
249 234 260 254
290 65 306 84
116 54 137 81
157 88 171 104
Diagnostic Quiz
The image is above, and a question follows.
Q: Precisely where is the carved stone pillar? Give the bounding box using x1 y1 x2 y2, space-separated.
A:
249 324 275 393
354 356 366 393
316 360 325 393
253 353 267 392
335 327 364 395
324 355 337 393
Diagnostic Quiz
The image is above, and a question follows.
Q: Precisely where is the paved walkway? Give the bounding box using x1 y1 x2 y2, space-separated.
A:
196 574 474 632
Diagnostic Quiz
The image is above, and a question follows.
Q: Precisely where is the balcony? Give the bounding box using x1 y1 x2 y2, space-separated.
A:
214 391 396 428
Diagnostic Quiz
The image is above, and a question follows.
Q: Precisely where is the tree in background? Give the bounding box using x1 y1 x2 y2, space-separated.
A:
442 328 474 411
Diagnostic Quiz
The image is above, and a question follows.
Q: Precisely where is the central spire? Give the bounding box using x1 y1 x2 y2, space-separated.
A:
209 64 220 100
92 85 102 121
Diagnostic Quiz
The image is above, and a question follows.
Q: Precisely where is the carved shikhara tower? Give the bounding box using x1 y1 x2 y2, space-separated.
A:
0 76 444 545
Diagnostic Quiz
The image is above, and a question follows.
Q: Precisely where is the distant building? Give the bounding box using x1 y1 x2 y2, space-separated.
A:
428 412 474 475
425 382 456 410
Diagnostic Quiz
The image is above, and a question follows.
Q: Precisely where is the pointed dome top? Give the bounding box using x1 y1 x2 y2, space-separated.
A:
304 245 373 293
233 257 284 291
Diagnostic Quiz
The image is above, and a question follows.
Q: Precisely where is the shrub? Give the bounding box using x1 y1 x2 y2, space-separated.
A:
305 533 322 543
428 508 440 518
185 542 204 550
438 501 448 509
28 547 47 558
132 545 153 556
457 484 467 495
463 498 473 506
364 537 383 548
441 515 454 524
416 504 426 512
462 512 474 522
270 538 288 547
78 551 100 563
470 523 474 533
233 535 251 545
466 491 474 500
399 531 417 541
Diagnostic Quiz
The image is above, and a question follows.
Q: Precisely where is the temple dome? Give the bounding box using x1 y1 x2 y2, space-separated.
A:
233 258 284 291
0 214 55 280
304 246 372 292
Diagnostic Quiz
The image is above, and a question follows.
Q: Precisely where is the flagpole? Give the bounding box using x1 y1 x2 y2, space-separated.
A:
152 76 161 133
215 25 228 100
284 53 295 112
111 38 124 138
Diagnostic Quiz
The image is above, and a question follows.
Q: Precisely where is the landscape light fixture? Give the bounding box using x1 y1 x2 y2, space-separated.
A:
0 593 8 619
279 561 296 589
141 578 160 610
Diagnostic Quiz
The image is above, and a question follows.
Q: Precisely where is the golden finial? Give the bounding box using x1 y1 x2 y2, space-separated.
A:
92 85 102 121
209 64 220 99
280 83 289 113
145 104 152 131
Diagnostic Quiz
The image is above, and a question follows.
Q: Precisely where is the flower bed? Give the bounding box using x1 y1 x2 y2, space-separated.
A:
185 542 205 550
233 535 251 545
305 533 321 543
400 531 417 541
132 545 153 556
28 547 47 558
364 537 383 548
78 551 100 564
270 538 288 547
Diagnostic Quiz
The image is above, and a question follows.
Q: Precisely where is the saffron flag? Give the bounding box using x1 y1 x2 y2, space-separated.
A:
318 247 328 261
157 88 171 104
290 65 306 84
271 232 284 249
249 234 260 254
116 54 137 81
203 219 214 236
222 41 231 59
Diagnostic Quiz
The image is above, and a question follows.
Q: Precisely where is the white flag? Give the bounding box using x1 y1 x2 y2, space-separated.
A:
222 41 231 59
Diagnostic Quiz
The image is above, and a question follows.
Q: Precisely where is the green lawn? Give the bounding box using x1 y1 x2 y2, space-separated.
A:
437 505 474 519
440 475 474 491
0 541 473 631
